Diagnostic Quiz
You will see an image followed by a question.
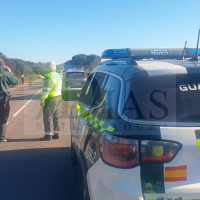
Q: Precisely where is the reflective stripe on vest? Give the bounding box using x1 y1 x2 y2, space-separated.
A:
41 72 62 100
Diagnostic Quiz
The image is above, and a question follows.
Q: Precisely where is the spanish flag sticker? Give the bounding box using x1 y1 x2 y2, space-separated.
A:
195 130 200 149
165 165 187 182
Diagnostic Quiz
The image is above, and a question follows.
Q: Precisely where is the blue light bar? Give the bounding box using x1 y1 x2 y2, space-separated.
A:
101 49 130 59
188 48 200 55
65 68 83 71
101 48 200 60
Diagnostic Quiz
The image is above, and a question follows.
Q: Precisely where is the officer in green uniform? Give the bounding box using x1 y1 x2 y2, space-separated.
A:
0 58 18 142
40 61 62 141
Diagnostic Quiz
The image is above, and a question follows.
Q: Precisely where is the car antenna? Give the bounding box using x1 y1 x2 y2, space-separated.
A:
190 29 200 61
182 41 187 60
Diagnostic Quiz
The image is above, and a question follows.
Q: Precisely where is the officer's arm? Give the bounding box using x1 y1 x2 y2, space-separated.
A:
5 71 19 85
41 75 53 100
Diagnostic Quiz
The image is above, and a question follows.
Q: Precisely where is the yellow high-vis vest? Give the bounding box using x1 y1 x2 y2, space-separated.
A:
41 72 62 100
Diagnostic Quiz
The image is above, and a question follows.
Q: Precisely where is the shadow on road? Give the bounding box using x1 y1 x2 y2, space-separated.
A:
8 138 40 142
0 147 82 200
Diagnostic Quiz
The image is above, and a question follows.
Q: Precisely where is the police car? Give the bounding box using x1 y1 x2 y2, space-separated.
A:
62 69 86 100
70 48 200 200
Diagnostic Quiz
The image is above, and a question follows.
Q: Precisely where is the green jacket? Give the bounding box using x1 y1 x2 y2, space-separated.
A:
41 71 62 100
0 68 18 94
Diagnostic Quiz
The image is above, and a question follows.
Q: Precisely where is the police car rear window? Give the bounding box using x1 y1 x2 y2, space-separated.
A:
124 73 200 123
65 72 84 79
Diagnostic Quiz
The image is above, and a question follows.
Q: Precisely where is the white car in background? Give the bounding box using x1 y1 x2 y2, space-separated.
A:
62 70 86 101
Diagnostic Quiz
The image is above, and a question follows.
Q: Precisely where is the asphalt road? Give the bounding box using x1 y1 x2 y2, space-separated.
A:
0 80 82 200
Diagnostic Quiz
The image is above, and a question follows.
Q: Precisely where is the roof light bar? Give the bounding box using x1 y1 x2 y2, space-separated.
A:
101 49 131 59
101 48 200 60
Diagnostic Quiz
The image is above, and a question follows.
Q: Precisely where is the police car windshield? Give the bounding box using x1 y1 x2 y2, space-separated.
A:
124 73 200 123
65 72 84 79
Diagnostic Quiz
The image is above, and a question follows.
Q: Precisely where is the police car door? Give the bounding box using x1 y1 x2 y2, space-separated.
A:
70 74 93 149
76 72 108 156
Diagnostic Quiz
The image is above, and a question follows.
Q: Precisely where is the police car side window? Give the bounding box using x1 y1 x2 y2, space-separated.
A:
80 72 107 107
96 75 120 120
80 73 93 104
91 73 107 107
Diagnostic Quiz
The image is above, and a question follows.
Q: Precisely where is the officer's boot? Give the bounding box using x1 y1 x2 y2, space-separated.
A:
52 135 59 139
40 135 52 141
0 123 7 143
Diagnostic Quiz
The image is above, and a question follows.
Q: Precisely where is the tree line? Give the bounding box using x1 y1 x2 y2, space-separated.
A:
0 52 101 78
0 52 51 78
64 54 101 72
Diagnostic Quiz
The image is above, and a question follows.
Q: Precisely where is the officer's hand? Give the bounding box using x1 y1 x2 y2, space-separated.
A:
5 66 12 73
40 100 45 108
38 75 45 79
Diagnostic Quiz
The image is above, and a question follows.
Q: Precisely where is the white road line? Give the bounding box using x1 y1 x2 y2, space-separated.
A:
12 89 42 117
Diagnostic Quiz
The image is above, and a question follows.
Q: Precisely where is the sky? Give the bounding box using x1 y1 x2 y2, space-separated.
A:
0 0 200 64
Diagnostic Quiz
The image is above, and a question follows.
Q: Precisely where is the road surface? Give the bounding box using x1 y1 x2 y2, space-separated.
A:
0 80 82 200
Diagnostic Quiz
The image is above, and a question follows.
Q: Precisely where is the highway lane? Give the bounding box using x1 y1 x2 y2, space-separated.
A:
0 80 82 200
9 81 42 119
1 80 72 150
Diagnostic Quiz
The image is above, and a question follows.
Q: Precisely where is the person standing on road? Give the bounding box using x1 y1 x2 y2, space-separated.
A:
21 74 24 84
40 61 62 141
0 58 18 143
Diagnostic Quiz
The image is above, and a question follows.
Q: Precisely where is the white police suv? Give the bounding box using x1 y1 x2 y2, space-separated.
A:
70 48 200 200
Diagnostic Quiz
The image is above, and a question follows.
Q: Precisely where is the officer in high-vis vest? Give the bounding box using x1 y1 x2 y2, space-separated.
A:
40 61 62 141
21 74 24 84
0 58 18 142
